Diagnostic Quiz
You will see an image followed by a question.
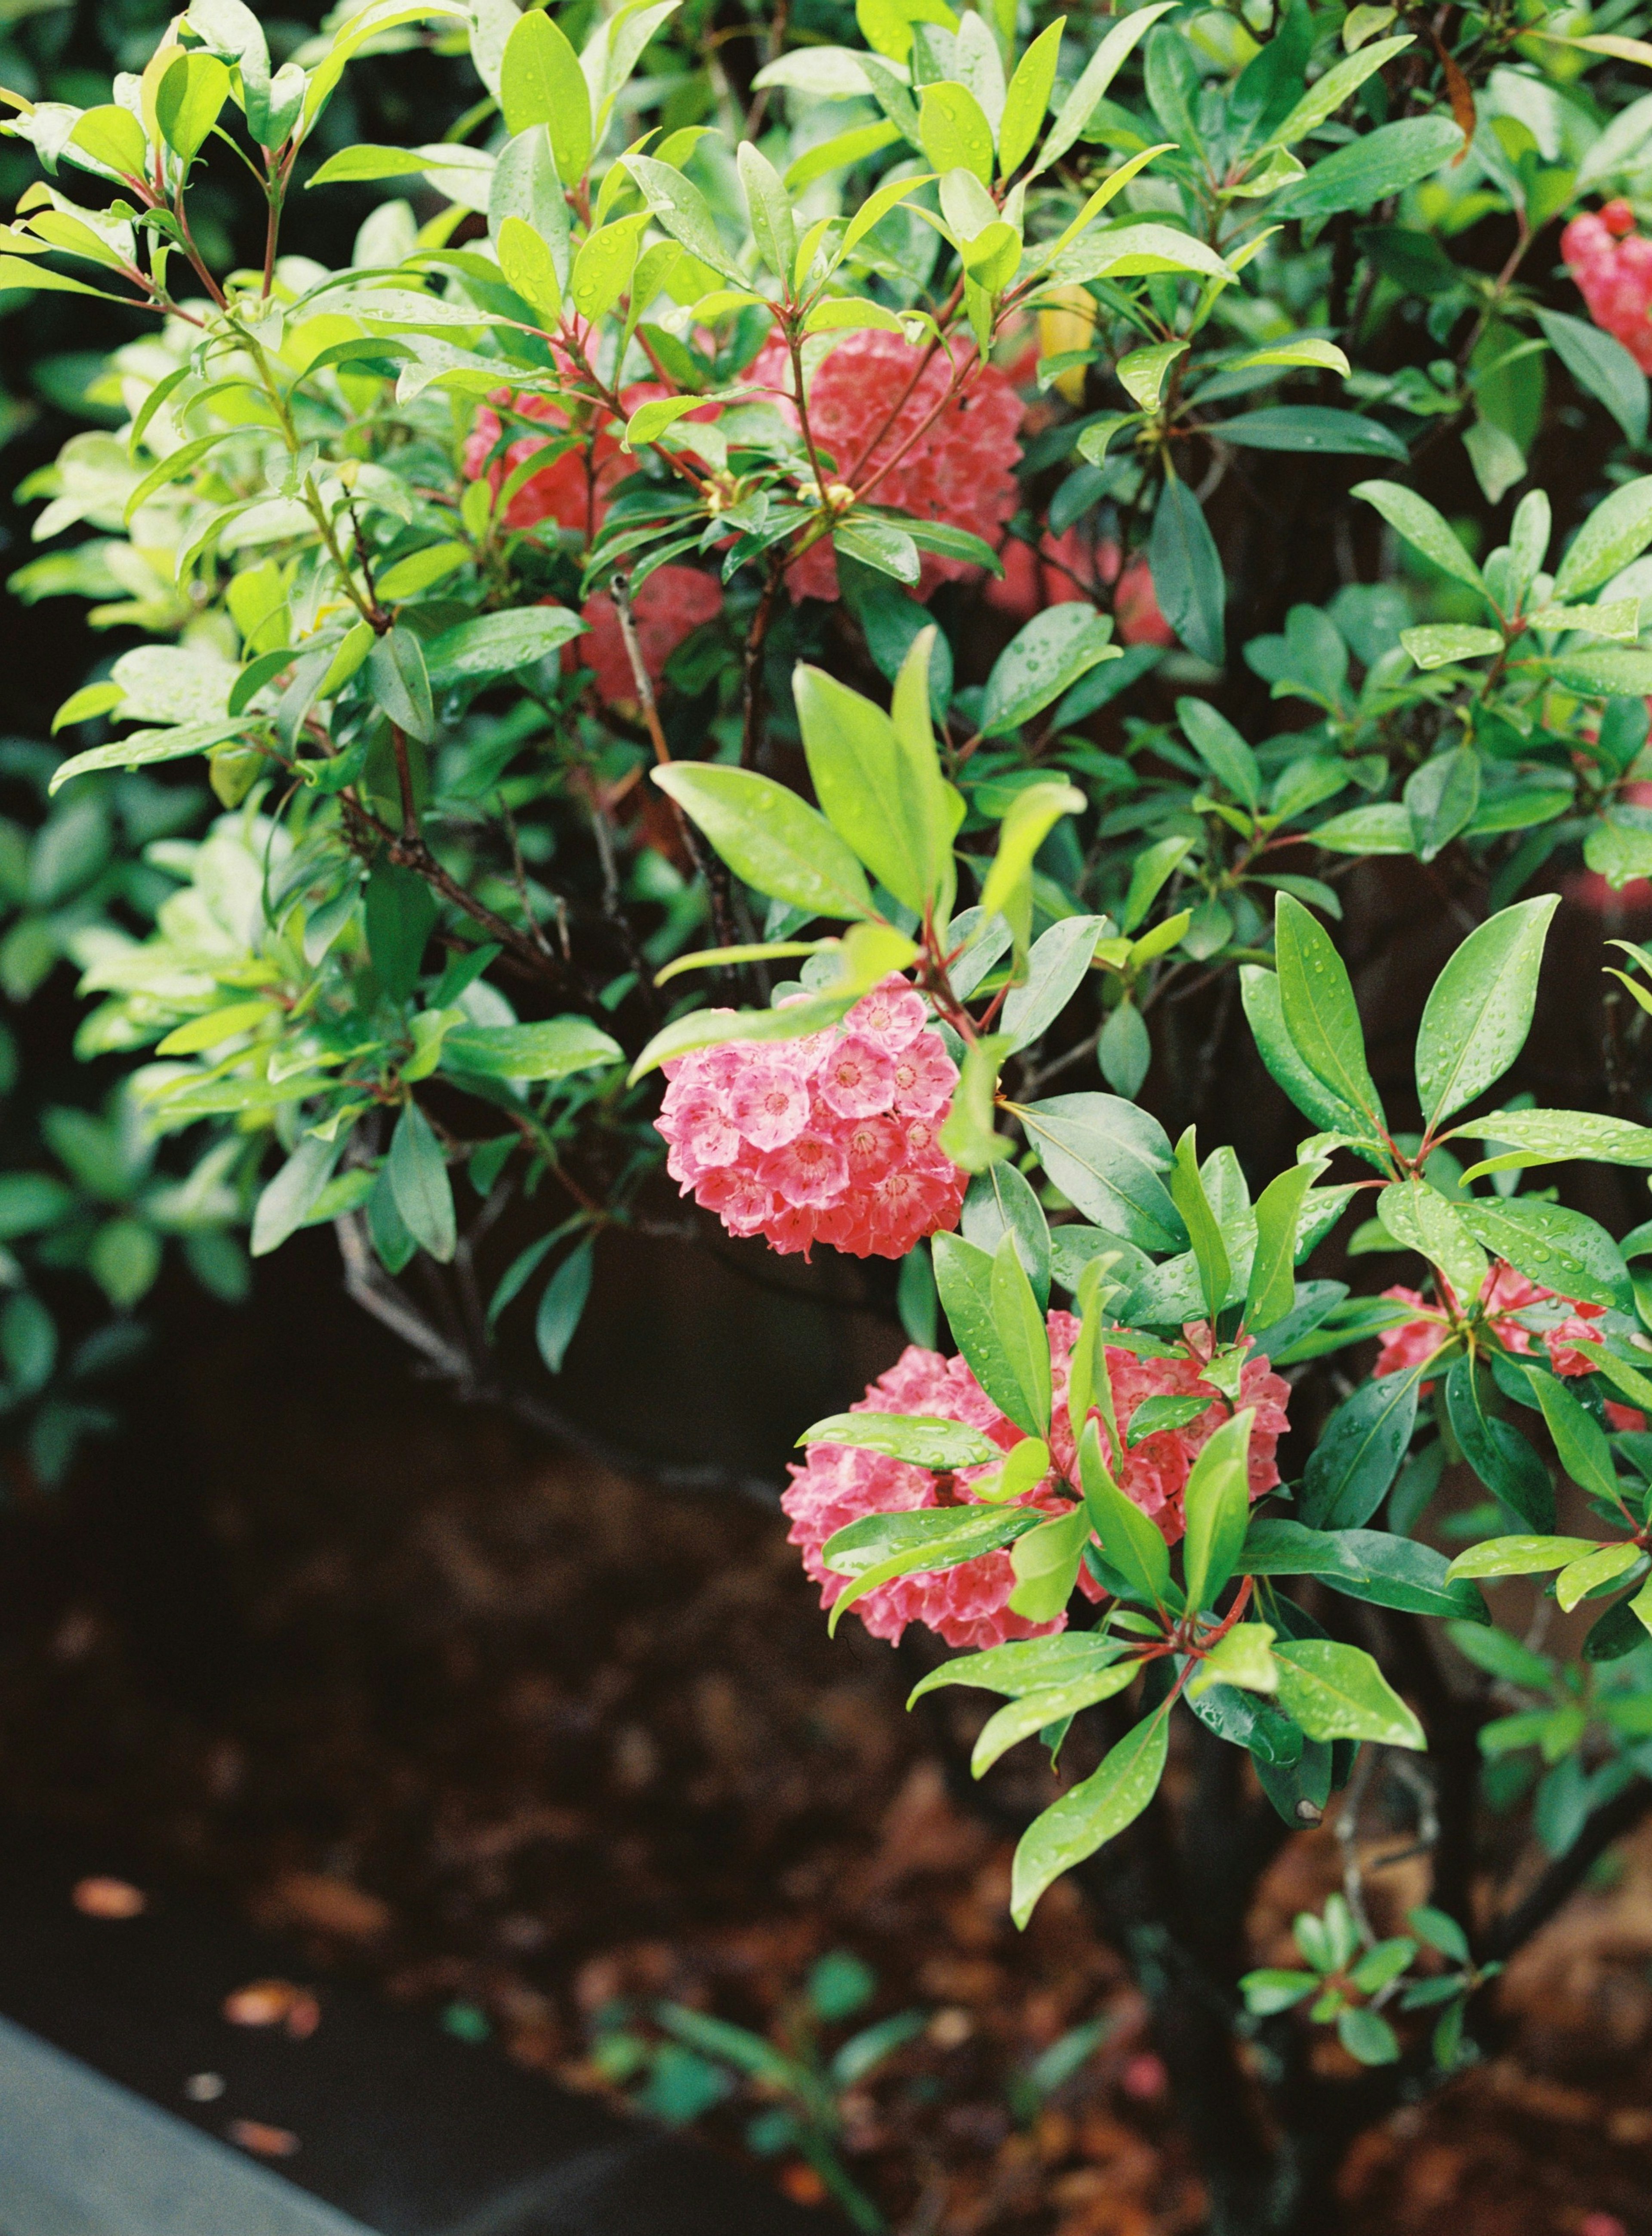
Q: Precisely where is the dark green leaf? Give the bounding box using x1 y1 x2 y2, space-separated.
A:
1298 1364 1424 1528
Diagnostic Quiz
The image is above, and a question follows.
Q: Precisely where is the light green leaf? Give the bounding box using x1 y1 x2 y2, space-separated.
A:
499 7 592 183
1401 624 1504 669
388 1099 455 1263
1034 2 1175 177
1554 474 1652 601
794 655 953 918
442 1018 622 1079
1010 1707 1170 1926
1353 479 1485 592
1181 1406 1254 1611
1271 1638 1424 1747
1414 896 1558 1127
999 18 1063 177
797 1411 1003 1467
972 1655 1136 1773
652 763 877 921
982 607 1119 737
1273 892 1385 1135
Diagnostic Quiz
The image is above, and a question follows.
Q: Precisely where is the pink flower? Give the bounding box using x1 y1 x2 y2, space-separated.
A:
1563 202 1652 371
846 979 928 1051
892 1037 955 1115
761 1131 849 1207
746 332 1024 602
655 976 966 1258
728 1057 813 1149
1374 1259 1645 1427
816 1034 896 1118
1045 1313 1291 1542
783 1314 1291 1647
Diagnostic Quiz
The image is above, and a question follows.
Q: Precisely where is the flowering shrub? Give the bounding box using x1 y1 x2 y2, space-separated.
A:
656 976 965 1258
9 0 1652 2221
786 1310 1288 1646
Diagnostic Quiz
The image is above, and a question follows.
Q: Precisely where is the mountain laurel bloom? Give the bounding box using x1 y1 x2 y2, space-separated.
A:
1562 201 1652 370
655 978 966 1258
1375 1260 1643 1427
747 331 1024 602
783 1313 1291 1648
462 389 718 704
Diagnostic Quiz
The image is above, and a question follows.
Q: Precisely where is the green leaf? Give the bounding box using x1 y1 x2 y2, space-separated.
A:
920 84 995 185
972 1655 1136 1773
1181 1406 1254 1611
962 1161 1052 1309
1033 1 1175 176
499 7 592 182
1555 1538 1643 1612
1077 1417 1173 1606
1240 1518 1486 1620
1270 114 1462 218
1015 1094 1185 1253
49 719 250 794
1001 915 1106 1055
1273 893 1385 1135
1216 408 1408 458
367 626 436 742
1376 1180 1487 1306
1401 624 1504 670
1149 472 1225 667
624 152 742 283
1008 1499 1095 1623
1189 1620 1279 1698
1179 696 1260 810
1271 1638 1424 1748
1414 896 1558 1127
1338 2007 1400 2066
68 104 148 179
1010 1706 1170 1926
793 657 952 919
629 990 860 1081
443 1018 621 1079
1170 1126 1231 1323
1446 1534 1600 1580
991 1230 1053 1436
1262 34 1414 149
1444 1357 1554 1532
797 1411 1002 1468
1554 474 1652 601
999 18 1063 176
1456 1106 1652 1181
1404 744 1480 862
1119 835 1191 935
1298 1365 1424 1528
388 1100 455 1263
250 1134 342 1259
652 763 876 920
495 213 564 321
365 860 437 1005
1239 967 1378 1143
1523 1365 1620 1503
1247 1161 1326 1331
156 52 230 161
1455 1195 1631 1313
1535 308 1649 449
977 779 1086 955
908 1632 1128 1704
823 1504 1036 1632
934 1231 1039 1427
938 1028 1014 1174
426 607 586 680
536 1237 594 1371
1117 340 1187 411
736 139 797 284
981 607 1119 737
1099 1001 1151 1099
1353 479 1484 592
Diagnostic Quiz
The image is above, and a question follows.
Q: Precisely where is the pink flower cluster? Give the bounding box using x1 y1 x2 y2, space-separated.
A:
783 1311 1291 1648
656 976 967 1259
1562 201 1652 371
462 386 720 706
1375 1260 1644 1429
746 330 1025 602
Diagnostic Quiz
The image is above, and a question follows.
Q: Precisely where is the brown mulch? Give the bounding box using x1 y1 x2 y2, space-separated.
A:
0 1268 1647 2234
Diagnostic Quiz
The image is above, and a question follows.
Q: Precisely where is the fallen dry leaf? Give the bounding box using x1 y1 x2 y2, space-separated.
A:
222 1978 319 2035
228 2119 300 2159
71 1876 146 1919
261 1869 392 1941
